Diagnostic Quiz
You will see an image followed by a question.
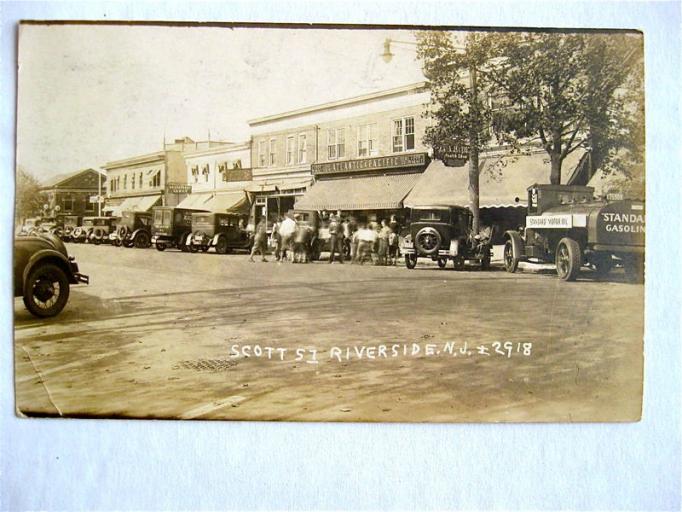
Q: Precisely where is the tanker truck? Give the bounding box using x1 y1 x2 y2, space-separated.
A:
503 184 645 282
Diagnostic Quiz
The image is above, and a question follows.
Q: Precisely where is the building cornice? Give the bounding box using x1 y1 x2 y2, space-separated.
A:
103 152 167 170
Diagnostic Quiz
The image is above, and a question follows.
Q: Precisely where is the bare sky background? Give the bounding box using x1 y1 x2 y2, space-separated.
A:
17 24 426 180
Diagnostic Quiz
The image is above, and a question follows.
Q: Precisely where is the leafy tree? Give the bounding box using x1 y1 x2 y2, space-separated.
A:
15 166 44 224
416 31 495 232
486 32 643 185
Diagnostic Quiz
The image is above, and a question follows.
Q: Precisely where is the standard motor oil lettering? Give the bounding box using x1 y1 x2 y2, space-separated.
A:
601 212 645 233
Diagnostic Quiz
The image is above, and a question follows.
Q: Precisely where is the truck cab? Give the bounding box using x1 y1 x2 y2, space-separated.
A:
151 206 208 251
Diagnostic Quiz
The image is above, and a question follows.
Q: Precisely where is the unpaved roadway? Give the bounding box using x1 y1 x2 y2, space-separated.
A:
14 243 644 422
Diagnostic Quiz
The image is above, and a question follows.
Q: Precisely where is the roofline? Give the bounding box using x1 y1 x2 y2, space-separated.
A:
103 151 167 169
39 168 105 189
183 141 251 158
248 82 428 126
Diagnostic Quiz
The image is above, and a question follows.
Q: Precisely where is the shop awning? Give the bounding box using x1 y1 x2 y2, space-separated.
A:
246 183 278 193
246 178 312 194
108 195 161 216
176 192 214 209
294 173 423 211
204 191 250 213
404 150 586 209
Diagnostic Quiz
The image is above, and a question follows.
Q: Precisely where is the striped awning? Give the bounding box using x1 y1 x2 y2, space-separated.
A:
176 192 213 209
204 191 250 213
294 173 422 211
107 195 161 217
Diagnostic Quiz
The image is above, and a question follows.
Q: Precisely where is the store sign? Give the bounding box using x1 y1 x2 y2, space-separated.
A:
166 183 192 194
312 153 428 176
440 143 469 167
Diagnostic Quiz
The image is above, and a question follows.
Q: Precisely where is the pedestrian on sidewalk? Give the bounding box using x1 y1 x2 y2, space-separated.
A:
377 219 390 265
328 213 344 264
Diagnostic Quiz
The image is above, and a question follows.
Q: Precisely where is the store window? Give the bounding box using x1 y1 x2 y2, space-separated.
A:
286 136 295 166
392 117 415 153
327 128 345 160
258 140 266 167
298 134 307 164
358 123 377 157
269 138 277 166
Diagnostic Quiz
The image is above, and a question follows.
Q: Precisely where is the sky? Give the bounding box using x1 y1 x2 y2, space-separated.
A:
16 24 427 181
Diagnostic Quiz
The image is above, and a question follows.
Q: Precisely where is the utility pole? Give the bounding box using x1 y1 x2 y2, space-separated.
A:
467 62 480 233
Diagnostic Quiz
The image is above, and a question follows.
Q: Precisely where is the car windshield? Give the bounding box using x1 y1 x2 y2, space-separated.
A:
194 215 211 224
154 210 171 226
82 219 94 226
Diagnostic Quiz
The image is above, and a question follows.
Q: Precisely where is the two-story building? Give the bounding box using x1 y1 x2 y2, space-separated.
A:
102 137 225 217
248 82 432 226
175 141 253 213
40 168 106 218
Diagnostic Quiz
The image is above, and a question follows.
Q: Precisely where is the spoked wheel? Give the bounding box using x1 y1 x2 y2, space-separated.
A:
437 257 447 268
503 240 519 273
134 231 151 249
189 244 198 253
555 238 581 281
22 264 70 317
405 253 417 269
155 243 166 252
215 237 228 255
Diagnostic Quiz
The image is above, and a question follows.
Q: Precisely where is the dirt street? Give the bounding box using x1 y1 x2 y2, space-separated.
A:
14 243 644 422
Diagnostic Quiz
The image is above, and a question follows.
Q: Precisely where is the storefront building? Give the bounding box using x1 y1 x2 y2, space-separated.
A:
102 137 225 217
40 168 106 218
175 141 253 214
248 82 431 226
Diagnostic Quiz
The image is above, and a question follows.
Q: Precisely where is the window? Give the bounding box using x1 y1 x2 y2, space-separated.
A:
218 162 228 182
358 124 377 157
258 140 266 167
202 164 210 183
327 128 345 160
123 175 127 189
392 117 415 153
151 171 161 188
233 159 242 169
131 172 135 189
298 134 307 163
63 196 73 212
110 178 116 193
85 195 95 212
139 172 143 189
269 138 276 166
191 165 199 184
286 136 295 166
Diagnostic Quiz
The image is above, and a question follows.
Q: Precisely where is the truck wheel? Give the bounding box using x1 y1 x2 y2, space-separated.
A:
215 236 228 255
623 255 644 283
155 243 166 252
453 256 465 271
134 231 151 248
437 257 447 268
405 254 417 269
592 254 614 276
22 263 70 317
556 238 581 281
503 240 519 273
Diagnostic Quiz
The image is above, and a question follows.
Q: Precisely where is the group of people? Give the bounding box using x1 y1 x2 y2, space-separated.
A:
249 210 402 265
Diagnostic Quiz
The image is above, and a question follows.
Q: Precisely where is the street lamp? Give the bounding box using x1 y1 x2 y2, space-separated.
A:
381 38 418 63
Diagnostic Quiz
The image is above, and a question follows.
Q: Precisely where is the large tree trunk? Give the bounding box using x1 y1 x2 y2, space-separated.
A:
468 147 480 233
549 153 562 185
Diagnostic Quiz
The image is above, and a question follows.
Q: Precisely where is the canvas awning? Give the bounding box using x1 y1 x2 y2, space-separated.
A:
204 191 250 213
404 150 586 209
176 192 214 209
246 178 312 194
294 173 423 211
107 195 161 216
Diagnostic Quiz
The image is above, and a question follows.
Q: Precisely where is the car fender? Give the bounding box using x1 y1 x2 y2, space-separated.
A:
23 249 73 285
504 230 525 260
212 234 223 246
130 228 146 240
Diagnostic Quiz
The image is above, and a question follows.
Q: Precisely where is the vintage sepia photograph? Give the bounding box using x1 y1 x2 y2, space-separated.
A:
14 23 645 422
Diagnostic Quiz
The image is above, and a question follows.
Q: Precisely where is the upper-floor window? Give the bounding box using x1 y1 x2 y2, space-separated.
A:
286 136 295 166
298 134 307 164
258 140 266 167
269 138 277 166
151 171 161 188
233 159 242 169
218 162 228 182
327 128 345 160
191 165 199 184
139 172 143 189
131 173 136 189
358 123 377 157
202 164 210 183
123 175 128 189
392 117 415 153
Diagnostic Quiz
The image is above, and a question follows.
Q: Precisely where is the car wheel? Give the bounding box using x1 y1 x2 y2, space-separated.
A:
437 257 447 268
201 246 209 252
453 256 465 271
592 254 614 276
414 227 441 256
215 236 228 255
555 238 581 281
503 240 519 273
22 263 70 317
155 243 166 252
405 253 417 269
134 231 151 249
189 244 198 253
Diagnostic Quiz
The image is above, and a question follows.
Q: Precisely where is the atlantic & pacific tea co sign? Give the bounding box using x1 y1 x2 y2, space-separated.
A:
312 152 429 176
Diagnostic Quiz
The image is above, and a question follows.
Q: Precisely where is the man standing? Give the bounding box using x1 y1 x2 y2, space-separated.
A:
279 213 297 262
328 213 344 264
249 218 268 262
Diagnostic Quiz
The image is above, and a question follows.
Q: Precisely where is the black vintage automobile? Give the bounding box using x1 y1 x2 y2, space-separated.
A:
151 206 208 252
14 233 89 317
71 216 117 244
189 212 252 254
400 206 493 270
110 211 153 248
60 215 82 241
